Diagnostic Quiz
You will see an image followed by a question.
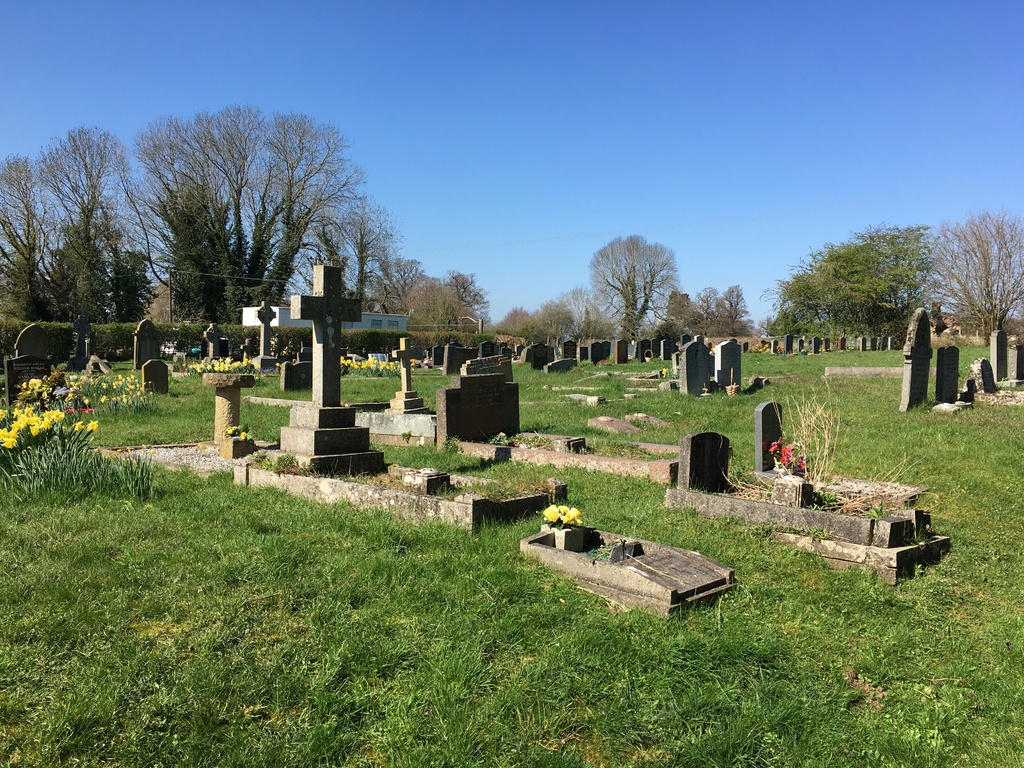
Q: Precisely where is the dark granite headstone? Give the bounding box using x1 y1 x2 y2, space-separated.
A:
613 339 628 365
591 341 611 364
561 340 577 360
679 334 692 346
430 345 445 366
659 339 677 361
520 343 548 370
754 401 783 473
713 340 741 387
899 308 933 411
436 373 519 445
577 343 590 361
544 358 577 373
4 355 50 406
934 346 959 404
478 340 497 358
298 345 313 364
678 431 731 493
13 323 48 359
679 340 711 396
141 359 169 394
783 334 794 355
133 319 159 370
837 336 846 351
280 360 312 391
858 337 868 352
810 337 822 354
443 344 478 374
638 339 653 362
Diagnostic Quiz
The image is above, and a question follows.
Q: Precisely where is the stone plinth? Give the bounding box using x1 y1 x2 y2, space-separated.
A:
281 403 384 475
390 390 427 413
202 373 256 444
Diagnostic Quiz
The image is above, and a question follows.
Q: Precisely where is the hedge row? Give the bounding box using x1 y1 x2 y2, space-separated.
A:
0 320 495 362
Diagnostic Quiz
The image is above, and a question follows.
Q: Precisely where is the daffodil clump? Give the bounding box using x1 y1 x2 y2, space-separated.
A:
74 374 157 415
225 425 253 441
542 504 583 529
188 358 261 376
15 370 82 410
0 405 151 501
340 357 400 378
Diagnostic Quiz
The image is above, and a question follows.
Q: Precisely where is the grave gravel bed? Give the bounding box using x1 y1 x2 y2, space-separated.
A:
114 444 268 475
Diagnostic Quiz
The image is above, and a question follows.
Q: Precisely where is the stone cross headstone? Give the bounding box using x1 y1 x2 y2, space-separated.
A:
255 300 278 368
899 308 932 411
14 323 48 359
141 359 169 394
202 323 221 360
70 314 90 370
678 340 711 396
290 265 359 408
390 337 426 412
713 340 741 388
133 319 159 370
678 431 731 493
990 330 1008 381
754 401 783 473
934 346 959 404
278 264 384 475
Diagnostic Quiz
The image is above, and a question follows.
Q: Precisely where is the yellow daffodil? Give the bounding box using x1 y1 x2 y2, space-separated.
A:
562 507 582 526
74 422 86 432
542 505 561 524
87 421 99 432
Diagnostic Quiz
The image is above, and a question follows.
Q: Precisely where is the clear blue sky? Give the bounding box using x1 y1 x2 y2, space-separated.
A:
3 1 1022 327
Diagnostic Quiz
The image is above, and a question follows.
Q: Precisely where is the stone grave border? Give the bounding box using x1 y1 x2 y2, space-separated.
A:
234 463 567 531
665 486 949 584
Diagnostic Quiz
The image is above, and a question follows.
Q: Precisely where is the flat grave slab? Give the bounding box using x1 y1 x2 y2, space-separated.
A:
520 528 734 615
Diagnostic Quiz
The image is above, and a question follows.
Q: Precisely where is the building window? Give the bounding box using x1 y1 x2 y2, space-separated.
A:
371 319 382 329
388 320 399 329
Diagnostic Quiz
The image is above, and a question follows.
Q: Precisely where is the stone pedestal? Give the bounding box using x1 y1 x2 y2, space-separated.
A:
220 438 257 460
541 524 587 552
202 373 256 444
390 390 427 413
281 403 385 475
772 475 813 508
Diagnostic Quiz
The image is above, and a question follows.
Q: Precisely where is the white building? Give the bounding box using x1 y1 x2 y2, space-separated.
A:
241 306 408 331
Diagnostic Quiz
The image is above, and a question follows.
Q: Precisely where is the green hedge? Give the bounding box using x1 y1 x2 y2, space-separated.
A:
0 320 496 361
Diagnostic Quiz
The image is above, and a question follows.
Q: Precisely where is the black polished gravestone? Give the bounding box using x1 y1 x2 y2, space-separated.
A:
753 401 783 473
4 355 50 406
678 432 732 493
436 372 519 445
935 346 960 404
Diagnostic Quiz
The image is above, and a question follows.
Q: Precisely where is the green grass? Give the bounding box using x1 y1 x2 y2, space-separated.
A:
1 350 1022 766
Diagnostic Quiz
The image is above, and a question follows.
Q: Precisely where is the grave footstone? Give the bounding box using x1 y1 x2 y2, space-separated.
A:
934 346 959 404
990 330 1008 381
678 432 731 493
436 372 519 445
133 319 159 370
141 359 169 394
679 340 711 396
754 401 783 473
899 308 933 411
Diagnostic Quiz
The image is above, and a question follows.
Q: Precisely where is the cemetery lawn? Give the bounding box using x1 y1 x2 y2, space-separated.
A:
2 350 1022 766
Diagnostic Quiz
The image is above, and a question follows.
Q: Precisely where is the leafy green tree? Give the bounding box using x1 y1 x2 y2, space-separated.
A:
770 224 932 337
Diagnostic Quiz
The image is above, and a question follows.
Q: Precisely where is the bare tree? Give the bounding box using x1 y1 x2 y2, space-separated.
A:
557 286 616 340
0 156 52 319
931 209 1024 336
368 255 425 314
713 284 753 336
691 287 720 336
405 270 489 330
589 235 679 338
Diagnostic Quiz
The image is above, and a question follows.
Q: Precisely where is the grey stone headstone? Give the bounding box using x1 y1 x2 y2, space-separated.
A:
133 319 159 370
462 355 514 382
202 323 221 360
934 346 959 404
714 340 741 388
754 401 783 473
678 340 710 396
899 308 933 411
70 314 90 368
141 359 169 394
1008 344 1024 381
444 344 478 374
990 330 1008 381
678 432 731 493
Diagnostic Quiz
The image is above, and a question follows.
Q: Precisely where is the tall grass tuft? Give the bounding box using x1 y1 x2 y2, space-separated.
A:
0 405 153 501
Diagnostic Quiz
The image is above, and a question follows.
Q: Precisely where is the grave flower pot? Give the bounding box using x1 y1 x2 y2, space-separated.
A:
541 524 587 552
220 438 257 460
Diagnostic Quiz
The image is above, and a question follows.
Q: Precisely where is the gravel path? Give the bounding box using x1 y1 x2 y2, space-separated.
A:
119 444 269 475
